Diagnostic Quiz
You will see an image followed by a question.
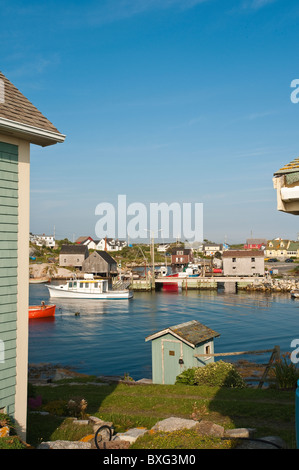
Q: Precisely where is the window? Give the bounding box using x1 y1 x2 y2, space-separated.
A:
85 283 89 288
177 251 183 255
251 257 255 262
94 283 98 288
68 282 73 288
232 258 236 262
204 342 212 360
169 351 175 356
80 282 84 288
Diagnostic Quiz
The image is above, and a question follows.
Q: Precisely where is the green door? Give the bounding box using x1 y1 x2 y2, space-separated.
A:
162 339 183 384
0 142 18 417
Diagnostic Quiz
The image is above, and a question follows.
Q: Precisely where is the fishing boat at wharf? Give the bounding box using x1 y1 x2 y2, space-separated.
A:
46 274 133 300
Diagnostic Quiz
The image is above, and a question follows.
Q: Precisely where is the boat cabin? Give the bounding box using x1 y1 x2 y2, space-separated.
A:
62 278 109 293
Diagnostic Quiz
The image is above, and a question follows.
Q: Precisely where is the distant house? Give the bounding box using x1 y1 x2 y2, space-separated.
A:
157 243 170 253
75 236 99 250
0 70 65 440
82 251 117 277
75 236 93 245
96 238 127 252
171 247 193 268
287 241 299 258
265 239 290 259
59 245 88 268
244 238 267 250
145 320 220 385
203 243 223 256
273 157 299 215
31 234 55 248
222 250 264 276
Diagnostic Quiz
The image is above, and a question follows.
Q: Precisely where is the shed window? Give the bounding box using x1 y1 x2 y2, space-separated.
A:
204 342 212 360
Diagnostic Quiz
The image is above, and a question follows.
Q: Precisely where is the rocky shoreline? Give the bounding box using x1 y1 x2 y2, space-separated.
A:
243 277 299 293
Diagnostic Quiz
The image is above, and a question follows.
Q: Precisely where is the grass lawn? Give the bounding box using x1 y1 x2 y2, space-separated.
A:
26 379 297 449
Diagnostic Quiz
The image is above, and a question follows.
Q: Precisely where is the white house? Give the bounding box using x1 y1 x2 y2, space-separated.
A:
203 243 223 256
222 250 264 276
32 234 55 248
157 243 170 253
96 238 127 251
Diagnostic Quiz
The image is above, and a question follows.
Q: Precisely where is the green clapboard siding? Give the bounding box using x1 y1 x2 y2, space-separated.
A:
0 142 18 418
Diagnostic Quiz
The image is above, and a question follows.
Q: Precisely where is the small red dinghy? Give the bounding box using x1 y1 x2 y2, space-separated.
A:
29 302 56 319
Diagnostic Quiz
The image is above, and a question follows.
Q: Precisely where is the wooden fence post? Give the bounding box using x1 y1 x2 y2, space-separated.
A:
257 345 280 389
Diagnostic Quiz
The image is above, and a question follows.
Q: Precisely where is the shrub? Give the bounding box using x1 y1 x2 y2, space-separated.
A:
43 399 68 416
272 353 299 390
194 361 246 388
175 367 197 385
67 396 88 419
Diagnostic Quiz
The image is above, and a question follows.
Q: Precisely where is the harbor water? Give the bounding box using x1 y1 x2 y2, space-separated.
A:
29 284 299 380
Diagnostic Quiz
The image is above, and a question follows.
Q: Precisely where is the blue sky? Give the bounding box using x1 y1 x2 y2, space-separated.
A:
1 0 299 243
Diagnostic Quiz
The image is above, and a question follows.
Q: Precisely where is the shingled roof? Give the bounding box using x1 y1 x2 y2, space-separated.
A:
0 70 65 146
222 250 264 258
145 320 220 348
60 244 88 255
274 157 299 176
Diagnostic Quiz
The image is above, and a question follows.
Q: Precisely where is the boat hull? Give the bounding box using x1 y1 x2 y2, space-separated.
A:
29 278 50 284
29 305 56 319
46 285 133 299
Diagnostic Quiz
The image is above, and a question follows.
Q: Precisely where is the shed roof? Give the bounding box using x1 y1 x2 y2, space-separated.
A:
145 320 220 348
222 250 264 258
60 244 88 255
95 251 117 264
0 70 65 146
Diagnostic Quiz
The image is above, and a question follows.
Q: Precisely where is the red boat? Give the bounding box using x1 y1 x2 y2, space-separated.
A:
29 303 56 319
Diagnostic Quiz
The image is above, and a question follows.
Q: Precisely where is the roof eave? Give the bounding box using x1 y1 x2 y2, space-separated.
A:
0 117 66 147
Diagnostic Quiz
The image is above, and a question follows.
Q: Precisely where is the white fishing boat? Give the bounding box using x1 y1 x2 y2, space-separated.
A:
46 274 133 300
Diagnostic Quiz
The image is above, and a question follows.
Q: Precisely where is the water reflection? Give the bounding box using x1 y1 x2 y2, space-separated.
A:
28 285 299 380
